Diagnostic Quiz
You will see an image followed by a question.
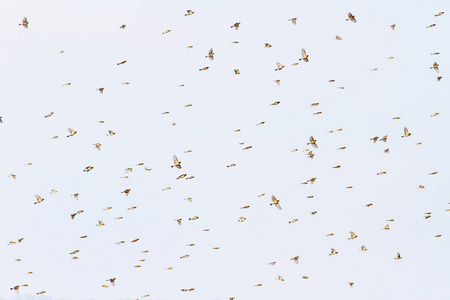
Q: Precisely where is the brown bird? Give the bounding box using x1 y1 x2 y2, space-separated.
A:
117 60 127 65
346 12 357 23
329 248 338 255
34 195 44 205
394 252 402 259
430 62 439 73
401 127 411 138
391 24 396 30
67 128 77 137
270 195 282 210
205 48 214 61
307 136 318 148
97 88 104 94
300 48 309 62
291 256 299 264
19 17 29 28
120 24 126 29
172 155 182 169
231 22 240 30
288 18 297 25
275 62 285 71
199 67 209 71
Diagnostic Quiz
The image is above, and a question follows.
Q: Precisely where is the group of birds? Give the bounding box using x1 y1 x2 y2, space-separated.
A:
3 6 448 300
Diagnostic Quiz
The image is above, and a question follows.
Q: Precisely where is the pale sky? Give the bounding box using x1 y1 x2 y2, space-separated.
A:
1 0 449 299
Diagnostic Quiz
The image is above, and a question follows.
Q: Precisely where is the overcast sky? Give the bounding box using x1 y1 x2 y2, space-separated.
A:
1 0 449 299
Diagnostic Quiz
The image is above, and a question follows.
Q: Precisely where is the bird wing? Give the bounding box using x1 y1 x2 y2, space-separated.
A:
173 155 179 164
404 127 409 135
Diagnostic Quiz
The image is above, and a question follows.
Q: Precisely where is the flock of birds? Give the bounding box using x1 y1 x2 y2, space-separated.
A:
3 7 448 300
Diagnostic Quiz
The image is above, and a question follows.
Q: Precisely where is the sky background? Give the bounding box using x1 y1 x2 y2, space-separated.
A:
1 0 449 299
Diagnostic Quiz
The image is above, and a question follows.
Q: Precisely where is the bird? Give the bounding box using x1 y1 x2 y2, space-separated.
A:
83 166 93 172
185 10 194 16
162 29 171 34
275 62 285 71
94 143 101 151
329 248 338 255
270 195 282 210
121 189 131 196
380 135 388 142
36 291 46 295
205 48 214 60
270 101 280 106
348 231 358 240
10 285 20 294
45 112 54 118
391 24 396 30
231 22 240 30
19 17 29 28
175 219 182 225
199 67 209 71
383 224 390 230
67 128 77 137
401 127 411 138
370 136 379 143
291 256 299 264
117 60 127 65
435 12 444 17
242 146 252 150
346 12 357 23
265 43 272 48
172 155 182 169
349 282 354 287
276 275 284 281
289 218 298 223
34 195 44 205
120 24 126 29
335 35 342 40
426 24 436 28
97 220 105 226
97 88 104 94
308 136 318 148
288 18 297 25
394 252 402 259
71 193 79 200
360 245 367 251
234 69 240 75
430 62 439 73
300 48 309 62
274 79 281 86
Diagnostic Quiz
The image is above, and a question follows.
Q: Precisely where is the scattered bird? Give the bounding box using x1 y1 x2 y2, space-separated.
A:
231 22 240 30
288 18 297 25
346 12 357 23
300 48 309 62
19 17 29 28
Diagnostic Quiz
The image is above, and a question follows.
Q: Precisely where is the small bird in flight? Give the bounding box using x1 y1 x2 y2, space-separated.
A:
346 12 357 23
19 17 29 28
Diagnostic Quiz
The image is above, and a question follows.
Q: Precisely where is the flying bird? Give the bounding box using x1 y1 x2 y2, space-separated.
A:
346 12 357 23
300 48 309 62
172 155 182 169
19 17 29 28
